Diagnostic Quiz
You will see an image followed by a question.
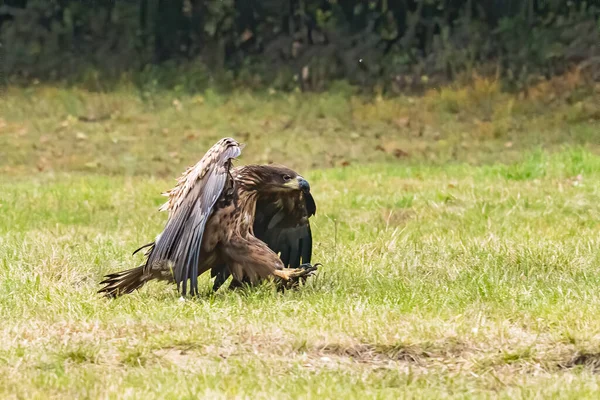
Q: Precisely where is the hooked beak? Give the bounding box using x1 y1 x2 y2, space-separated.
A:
297 176 310 193
283 175 311 192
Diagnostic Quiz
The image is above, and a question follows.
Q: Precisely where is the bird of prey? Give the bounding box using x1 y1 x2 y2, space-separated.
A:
99 137 318 297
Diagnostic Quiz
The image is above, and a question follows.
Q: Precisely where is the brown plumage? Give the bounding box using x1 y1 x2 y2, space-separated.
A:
99 137 318 297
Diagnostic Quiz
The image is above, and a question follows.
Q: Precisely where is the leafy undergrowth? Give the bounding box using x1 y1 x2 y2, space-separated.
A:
1 79 600 398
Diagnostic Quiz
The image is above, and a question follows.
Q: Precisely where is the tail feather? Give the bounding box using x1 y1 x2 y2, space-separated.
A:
98 265 148 298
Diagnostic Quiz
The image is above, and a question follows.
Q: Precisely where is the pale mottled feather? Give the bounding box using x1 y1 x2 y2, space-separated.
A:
147 137 241 295
159 138 239 213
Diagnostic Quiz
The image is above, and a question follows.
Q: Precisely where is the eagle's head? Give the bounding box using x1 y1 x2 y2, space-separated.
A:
235 164 311 194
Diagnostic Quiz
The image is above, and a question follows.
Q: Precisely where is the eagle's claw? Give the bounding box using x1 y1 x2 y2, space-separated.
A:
274 263 321 290
299 262 320 274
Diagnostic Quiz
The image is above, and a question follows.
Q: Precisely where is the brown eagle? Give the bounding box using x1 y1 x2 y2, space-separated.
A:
99 137 318 297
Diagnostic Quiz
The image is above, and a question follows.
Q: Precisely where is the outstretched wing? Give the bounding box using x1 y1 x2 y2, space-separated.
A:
253 189 316 269
145 137 241 296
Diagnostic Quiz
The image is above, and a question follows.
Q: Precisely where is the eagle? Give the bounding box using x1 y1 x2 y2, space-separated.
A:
99 137 318 297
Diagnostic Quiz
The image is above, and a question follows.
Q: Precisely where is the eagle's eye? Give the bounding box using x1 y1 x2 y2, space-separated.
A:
282 174 292 182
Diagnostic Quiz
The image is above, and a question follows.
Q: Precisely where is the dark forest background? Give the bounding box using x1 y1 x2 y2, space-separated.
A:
1 0 599 92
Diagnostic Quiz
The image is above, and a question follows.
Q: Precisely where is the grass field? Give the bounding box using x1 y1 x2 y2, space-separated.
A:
1 76 600 398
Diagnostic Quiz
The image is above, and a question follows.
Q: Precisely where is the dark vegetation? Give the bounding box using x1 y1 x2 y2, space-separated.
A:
1 0 599 92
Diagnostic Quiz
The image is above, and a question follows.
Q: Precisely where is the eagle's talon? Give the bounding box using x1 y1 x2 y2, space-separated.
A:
273 263 320 290
298 262 320 274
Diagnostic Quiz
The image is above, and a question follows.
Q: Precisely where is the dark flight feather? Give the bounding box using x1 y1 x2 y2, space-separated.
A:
253 190 316 269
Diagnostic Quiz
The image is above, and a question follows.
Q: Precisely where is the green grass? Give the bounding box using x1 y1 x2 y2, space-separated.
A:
1 81 600 398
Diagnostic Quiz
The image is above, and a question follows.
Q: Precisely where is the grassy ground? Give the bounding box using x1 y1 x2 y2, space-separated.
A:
1 75 600 398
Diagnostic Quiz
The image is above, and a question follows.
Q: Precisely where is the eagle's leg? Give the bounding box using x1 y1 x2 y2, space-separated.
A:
221 236 318 288
223 265 317 290
210 263 253 291
211 264 231 291
212 263 318 291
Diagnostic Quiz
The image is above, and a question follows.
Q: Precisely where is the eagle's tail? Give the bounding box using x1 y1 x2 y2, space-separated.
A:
98 265 148 298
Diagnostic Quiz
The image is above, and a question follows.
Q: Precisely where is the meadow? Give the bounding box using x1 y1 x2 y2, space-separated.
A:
1 75 600 398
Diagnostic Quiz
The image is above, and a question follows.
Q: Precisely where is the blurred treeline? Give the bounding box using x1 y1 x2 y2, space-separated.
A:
1 0 599 92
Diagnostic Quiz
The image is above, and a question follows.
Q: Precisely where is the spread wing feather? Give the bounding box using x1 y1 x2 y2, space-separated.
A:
145 138 241 295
